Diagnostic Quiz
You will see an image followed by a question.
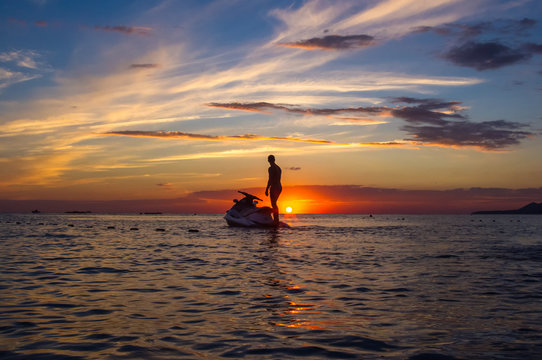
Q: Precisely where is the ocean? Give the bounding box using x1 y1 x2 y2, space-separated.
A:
1 213 541 359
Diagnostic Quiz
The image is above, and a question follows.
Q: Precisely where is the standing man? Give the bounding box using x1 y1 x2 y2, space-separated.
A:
265 154 282 225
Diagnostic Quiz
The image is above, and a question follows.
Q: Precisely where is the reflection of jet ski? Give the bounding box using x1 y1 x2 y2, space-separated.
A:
225 191 289 228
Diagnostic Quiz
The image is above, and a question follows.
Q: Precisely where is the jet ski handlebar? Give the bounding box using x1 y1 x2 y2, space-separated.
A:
238 191 263 202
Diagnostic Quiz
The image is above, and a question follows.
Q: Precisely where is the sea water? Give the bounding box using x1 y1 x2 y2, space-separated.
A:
0 213 541 359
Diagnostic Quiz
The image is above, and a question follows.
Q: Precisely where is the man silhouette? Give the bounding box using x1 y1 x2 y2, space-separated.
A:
265 155 282 225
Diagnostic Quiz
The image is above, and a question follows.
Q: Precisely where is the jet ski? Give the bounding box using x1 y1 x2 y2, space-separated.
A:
225 191 289 228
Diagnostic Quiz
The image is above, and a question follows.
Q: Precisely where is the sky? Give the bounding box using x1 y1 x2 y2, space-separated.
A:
0 0 541 214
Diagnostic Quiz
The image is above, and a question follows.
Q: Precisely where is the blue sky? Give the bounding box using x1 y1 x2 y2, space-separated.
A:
0 0 541 211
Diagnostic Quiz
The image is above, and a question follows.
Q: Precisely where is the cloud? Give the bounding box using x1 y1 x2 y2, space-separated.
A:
94 25 152 36
390 97 465 125
412 18 538 40
209 98 533 151
208 102 386 116
99 131 408 156
524 43 542 54
129 63 160 69
0 50 42 69
101 130 336 144
0 50 47 90
332 117 388 126
288 167 301 171
35 21 47 27
157 182 174 191
391 98 533 150
0 67 41 90
402 120 533 151
412 18 541 70
279 34 375 50
442 41 531 70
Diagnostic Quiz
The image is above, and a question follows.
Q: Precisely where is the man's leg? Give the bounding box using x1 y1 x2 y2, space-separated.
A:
270 188 281 224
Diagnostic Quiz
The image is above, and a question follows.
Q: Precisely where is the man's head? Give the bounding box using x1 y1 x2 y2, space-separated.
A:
267 154 275 163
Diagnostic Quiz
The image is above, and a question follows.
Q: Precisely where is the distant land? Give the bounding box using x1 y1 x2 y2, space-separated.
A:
472 202 542 215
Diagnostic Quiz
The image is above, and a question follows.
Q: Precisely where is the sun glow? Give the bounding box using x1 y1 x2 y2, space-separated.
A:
285 206 293 213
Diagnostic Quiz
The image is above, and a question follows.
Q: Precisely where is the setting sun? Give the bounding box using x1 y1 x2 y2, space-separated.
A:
285 206 293 213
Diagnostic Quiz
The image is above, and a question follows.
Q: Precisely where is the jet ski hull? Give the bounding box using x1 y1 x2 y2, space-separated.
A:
224 191 289 228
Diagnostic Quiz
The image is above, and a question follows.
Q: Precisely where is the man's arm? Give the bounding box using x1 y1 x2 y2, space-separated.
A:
265 167 271 196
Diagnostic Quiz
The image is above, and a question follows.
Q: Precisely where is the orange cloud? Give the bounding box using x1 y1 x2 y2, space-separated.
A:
100 130 406 149
101 130 334 144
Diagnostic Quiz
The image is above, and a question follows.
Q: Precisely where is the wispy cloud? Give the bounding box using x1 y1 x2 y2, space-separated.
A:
279 34 375 50
0 49 42 69
100 130 410 159
0 50 48 90
94 25 152 36
271 0 474 45
101 130 336 144
0 67 41 90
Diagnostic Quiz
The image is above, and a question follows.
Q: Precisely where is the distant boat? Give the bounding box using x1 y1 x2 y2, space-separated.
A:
31 209 40 214
140 212 162 215
472 202 542 215
65 210 92 214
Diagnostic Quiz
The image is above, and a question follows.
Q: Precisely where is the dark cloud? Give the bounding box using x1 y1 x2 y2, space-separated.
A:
391 98 533 150
523 43 542 54
390 97 464 125
157 183 174 190
442 41 530 70
129 63 159 69
279 34 375 50
208 102 385 116
413 18 540 70
288 167 301 171
94 25 152 36
413 18 537 40
402 120 532 151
